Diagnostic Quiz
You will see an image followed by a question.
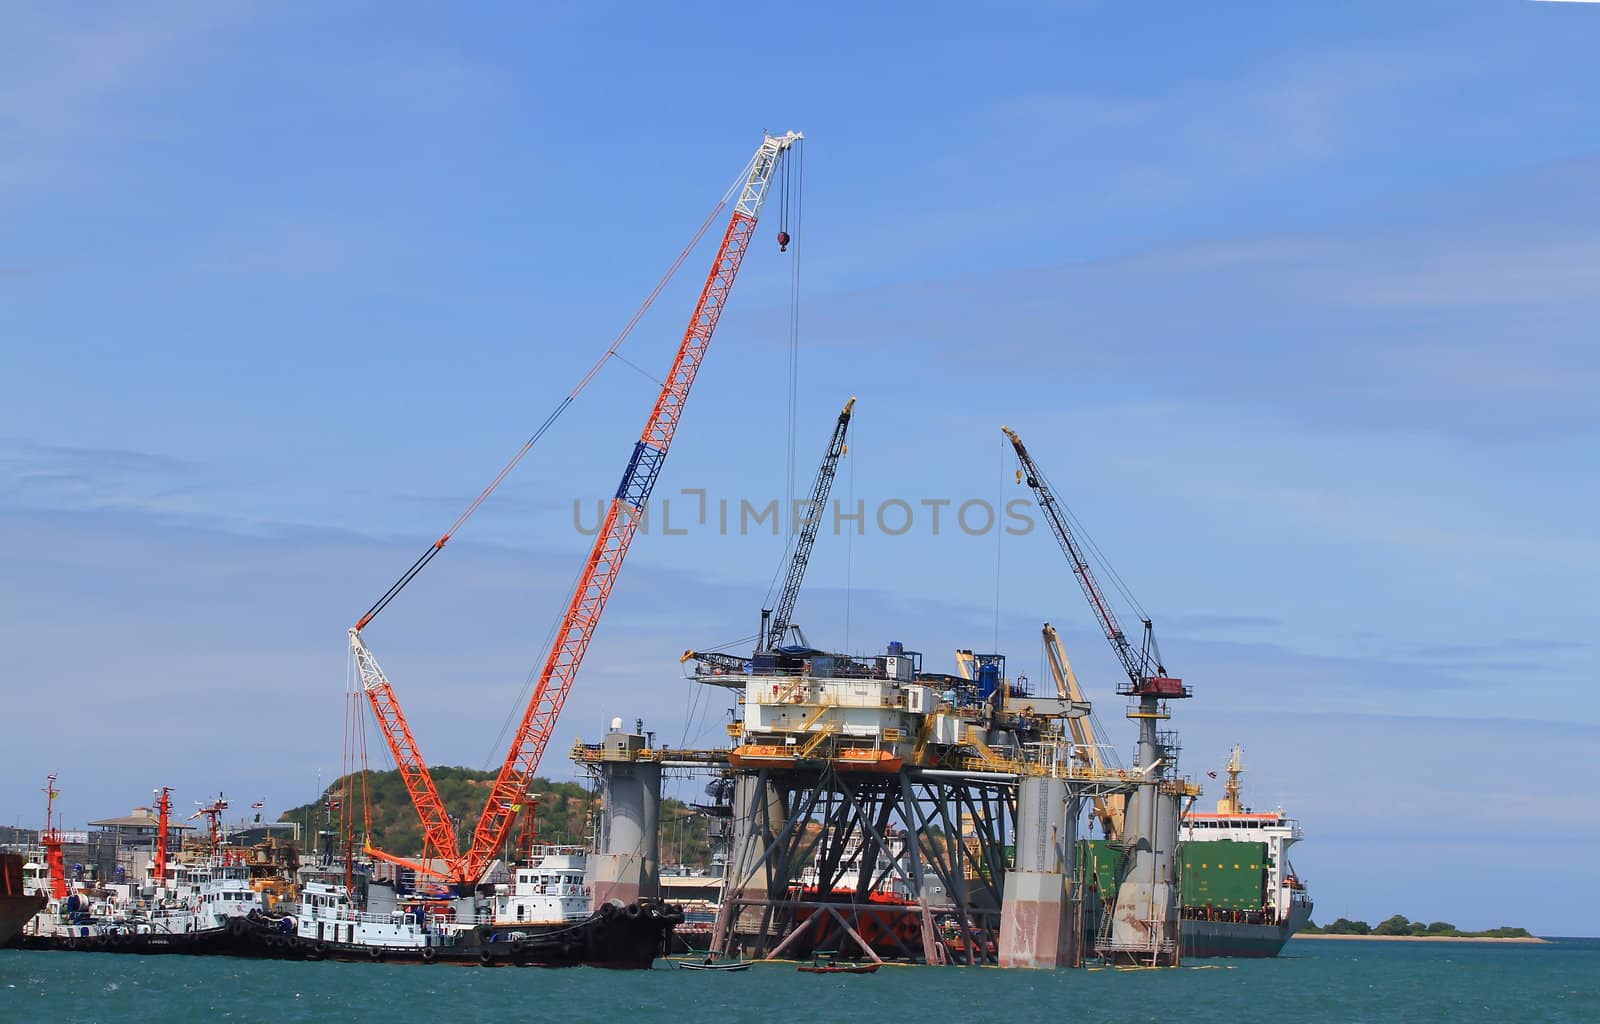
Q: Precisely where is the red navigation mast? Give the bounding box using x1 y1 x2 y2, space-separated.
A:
152 786 173 886
40 774 68 901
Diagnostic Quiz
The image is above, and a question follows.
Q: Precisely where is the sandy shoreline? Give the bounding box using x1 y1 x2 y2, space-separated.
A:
1292 933 1549 944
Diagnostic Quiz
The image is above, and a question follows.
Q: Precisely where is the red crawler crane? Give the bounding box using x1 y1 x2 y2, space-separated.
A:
458 131 803 884
350 132 802 885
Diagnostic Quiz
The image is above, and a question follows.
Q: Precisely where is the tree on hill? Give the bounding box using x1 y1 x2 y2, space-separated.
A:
1481 926 1532 939
1307 916 1532 940
1373 914 1414 936
279 767 711 867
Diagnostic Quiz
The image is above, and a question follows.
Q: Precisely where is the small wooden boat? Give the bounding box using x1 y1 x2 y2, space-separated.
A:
675 958 751 972
797 961 880 974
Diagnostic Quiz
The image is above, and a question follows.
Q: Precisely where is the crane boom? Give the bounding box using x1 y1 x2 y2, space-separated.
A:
765 397 853 651
459 132 803 882
1042 622 1124 838
345 189 740 880
1002 426 1187 700
350 630 460 872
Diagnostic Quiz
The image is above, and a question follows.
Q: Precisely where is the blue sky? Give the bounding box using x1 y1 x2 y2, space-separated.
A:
3 2 1597 933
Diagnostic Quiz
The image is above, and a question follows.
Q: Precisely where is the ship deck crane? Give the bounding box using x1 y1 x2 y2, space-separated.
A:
762 397 854 652
457 131 804 884
683 395 854 680
1002 427 1188 701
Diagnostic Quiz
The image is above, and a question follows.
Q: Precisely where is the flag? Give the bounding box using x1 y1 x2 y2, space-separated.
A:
1207 771 1217 779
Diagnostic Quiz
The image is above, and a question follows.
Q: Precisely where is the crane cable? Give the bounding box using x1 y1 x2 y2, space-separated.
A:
1012 450 1153 625
353 170 755 633
763 144 806 612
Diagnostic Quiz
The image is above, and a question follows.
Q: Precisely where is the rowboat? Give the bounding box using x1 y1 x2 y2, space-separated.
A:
797 961 879 974
675 958 751 972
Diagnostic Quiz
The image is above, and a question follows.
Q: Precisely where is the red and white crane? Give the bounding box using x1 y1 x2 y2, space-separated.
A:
350 132 802 885
459 131 802 883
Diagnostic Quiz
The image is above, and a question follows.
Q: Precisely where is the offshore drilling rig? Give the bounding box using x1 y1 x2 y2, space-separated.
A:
300 126 1205 970
571 418 1199 969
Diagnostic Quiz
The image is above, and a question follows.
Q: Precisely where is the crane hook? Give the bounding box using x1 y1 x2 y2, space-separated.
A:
777 230 791 252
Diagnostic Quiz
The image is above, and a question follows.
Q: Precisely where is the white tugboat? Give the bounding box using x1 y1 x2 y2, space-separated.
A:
18 789 273 954
240 842 677 967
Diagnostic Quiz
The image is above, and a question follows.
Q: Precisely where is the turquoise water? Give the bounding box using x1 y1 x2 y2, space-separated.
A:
3 938 1596 1024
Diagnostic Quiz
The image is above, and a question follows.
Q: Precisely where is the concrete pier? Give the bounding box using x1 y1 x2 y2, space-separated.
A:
998 775 1081 969
711 772 788 949
1104 708 1182 965
585 722 662 907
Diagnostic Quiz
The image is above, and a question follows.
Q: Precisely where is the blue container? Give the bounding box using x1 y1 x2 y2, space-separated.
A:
977 663 1000 700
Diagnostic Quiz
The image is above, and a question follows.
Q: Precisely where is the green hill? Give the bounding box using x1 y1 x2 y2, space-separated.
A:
279 767 711 866
1303 916 1532 939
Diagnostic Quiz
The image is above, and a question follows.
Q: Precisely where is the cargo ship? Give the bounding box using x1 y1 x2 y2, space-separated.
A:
1082 746 1311 959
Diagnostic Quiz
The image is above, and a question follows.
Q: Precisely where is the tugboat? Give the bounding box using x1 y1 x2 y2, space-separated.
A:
15 788 276 954
239 845 680 967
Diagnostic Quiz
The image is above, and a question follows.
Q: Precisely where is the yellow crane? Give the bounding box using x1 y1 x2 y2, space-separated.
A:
1042 622 1125 840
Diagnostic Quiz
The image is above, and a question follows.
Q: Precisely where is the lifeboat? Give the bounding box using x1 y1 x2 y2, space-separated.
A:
728 746 903 774
831 749 903 774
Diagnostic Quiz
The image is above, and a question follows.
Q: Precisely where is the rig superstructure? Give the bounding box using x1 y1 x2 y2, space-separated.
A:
566 417 1206 969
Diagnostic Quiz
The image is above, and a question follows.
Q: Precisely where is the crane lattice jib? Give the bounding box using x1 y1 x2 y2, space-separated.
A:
766 397 854 652
351 630 460 874
1002 427 1147 689
461 133 801 882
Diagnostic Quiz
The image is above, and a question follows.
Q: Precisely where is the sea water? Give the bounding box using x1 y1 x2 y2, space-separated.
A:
2 938 1596 1024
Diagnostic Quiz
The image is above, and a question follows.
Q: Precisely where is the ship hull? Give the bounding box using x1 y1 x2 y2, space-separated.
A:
11 924 240 956
0 894 45 947
1179 899 1313 959
238 901 679 969
14 901 680 969
1179 918 1294 959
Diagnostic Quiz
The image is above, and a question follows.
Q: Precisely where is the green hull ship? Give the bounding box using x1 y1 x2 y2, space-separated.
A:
1083 746 1313 959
